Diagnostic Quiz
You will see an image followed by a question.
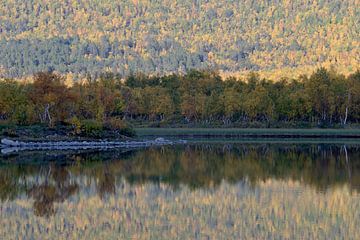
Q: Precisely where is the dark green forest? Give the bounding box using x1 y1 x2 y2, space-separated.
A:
1 68 360 130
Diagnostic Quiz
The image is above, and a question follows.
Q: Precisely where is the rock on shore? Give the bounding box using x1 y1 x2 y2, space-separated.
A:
1 138 187 154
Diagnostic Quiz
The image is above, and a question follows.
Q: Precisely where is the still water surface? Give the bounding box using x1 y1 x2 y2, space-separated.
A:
1 143 360 239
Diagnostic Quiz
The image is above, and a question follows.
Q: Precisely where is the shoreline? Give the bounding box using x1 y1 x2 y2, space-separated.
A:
3 127 360 141
136 128 360 139
0 138 187 154
2 128 360 153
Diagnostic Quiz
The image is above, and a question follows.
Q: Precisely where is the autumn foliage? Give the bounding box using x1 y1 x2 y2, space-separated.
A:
0 68 360 128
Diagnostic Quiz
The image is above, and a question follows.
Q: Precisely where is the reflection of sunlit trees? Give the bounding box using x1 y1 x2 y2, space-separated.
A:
1 144 360 212
0 172 20 201
96 167 116 200
3 180 360 239
28 185 57 217
95 144 360 191
64 144 360 191
27 165 78 217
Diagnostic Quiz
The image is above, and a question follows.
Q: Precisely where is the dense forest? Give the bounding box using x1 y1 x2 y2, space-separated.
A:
0 68 359 130
0 0 358 78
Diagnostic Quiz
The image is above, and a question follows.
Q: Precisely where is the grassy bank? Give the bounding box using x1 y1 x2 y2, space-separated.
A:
0 123 135 141
3 124 360 141
136 128 360 139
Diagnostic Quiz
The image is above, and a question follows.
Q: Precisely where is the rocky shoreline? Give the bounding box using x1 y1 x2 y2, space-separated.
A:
1 138 187 154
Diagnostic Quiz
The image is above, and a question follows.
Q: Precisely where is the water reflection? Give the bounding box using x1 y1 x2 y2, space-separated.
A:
26 166 78 217
0 143 360 217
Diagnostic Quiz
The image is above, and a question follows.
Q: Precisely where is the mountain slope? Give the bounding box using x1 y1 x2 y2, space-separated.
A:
0 0 359 78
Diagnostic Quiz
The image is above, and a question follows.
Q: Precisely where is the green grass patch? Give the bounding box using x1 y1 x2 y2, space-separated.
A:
136 128 360 138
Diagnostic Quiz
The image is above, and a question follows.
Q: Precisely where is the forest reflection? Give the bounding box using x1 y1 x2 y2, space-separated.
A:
1 143 360 217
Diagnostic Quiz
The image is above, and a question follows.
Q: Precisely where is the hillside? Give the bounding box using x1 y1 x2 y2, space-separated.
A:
0 0 359 78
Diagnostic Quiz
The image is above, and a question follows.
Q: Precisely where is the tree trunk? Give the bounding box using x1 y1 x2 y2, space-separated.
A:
44 103 52 125
343 106 348 125
343 145 351 179
344 92 351 125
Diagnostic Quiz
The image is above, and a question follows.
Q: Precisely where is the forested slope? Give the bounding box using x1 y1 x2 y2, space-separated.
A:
0 0 358 78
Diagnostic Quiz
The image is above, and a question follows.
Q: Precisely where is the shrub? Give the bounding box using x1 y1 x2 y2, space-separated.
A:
81 119 103 138
2 128 19 138
0 122 10 132
67 116 82 135
118 127 136 138
105 118 127 131
104 118 136 137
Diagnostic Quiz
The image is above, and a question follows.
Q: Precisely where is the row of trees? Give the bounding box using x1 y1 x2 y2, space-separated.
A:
0 68 359 127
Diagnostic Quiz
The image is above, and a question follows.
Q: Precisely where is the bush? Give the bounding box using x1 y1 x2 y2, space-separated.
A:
118 127 136 138
0 122 10 132
104 118 136 137
67 116 82 135
81 120 103 138
2 128 19 138
105 118 127 130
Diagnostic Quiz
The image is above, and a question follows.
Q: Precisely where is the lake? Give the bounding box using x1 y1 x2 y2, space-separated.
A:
1 142 360 239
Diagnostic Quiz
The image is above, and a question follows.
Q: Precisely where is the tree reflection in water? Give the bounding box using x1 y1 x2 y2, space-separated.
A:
26 165 78 217
97 166 116 200
0 143 360 217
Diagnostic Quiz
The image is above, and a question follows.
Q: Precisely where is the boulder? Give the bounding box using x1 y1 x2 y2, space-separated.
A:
155 137 165 142
1 138 19 146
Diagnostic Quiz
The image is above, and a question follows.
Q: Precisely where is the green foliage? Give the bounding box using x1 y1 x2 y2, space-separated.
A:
1 128 18 138
104 117 136 137
68 116 82 135
80 120 104 138
118 127 136 138
0 79 34 125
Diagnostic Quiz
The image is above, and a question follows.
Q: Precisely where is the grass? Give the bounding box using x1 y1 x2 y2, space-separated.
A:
2 123 360 140
136 128 360 138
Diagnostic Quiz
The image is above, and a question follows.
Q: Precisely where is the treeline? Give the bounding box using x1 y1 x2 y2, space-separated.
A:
0 68 360 128
0 0 358 78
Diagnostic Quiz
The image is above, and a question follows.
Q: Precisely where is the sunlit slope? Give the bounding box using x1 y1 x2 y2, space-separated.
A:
0 0 358 78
